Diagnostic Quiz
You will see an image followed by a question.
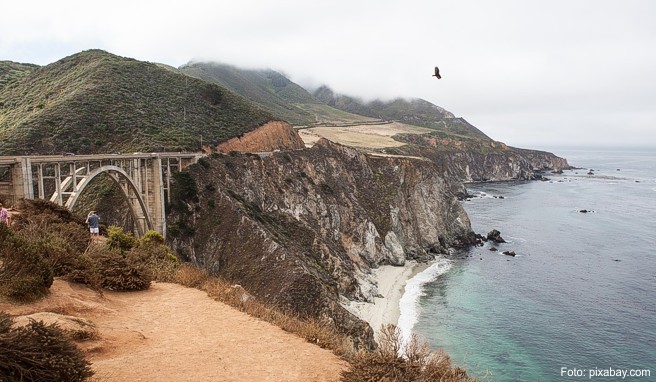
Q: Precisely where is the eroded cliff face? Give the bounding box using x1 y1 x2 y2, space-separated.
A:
215 120 305 153
396 135 571 182
167 139 473 348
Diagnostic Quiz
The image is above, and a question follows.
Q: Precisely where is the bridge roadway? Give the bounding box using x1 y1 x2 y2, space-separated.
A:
0 152 204 238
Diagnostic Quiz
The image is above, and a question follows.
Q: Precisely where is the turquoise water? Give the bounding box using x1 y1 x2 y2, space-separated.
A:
403 148 656 381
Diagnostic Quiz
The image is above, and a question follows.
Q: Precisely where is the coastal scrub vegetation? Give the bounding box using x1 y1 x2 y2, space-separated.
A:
0 50 273 155
342 324 479 382
0 200 177 299
0 312 93 382
0 199 478 382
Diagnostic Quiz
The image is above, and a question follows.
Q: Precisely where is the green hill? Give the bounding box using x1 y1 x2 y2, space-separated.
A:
0 50 273 155
179 62 380 126
0 61 39 90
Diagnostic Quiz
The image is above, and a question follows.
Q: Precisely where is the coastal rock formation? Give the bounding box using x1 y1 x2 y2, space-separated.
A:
487 229 506 243
215 121 305 153
167 139 474 348
394 135 571 182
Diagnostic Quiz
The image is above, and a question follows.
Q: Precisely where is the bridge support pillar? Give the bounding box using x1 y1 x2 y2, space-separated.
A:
150 157 167 239
10 158 34 203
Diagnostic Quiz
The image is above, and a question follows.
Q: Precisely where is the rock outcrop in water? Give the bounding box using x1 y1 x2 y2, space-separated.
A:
167 139 474 348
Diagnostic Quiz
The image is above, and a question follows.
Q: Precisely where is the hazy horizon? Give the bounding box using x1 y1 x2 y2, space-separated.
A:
2 0 655 149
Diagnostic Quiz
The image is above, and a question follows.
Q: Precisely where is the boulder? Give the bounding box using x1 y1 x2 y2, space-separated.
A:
502 251 516 257
487 229 506 243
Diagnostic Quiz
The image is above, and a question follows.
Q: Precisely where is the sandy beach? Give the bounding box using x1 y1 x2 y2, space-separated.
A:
346 261 430 338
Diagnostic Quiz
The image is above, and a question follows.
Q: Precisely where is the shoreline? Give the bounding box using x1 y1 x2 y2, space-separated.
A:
347 261 432 338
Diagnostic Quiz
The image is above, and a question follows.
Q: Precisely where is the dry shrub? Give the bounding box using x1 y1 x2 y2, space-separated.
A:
170 263 210 288
341 324 476 382
13 199 86 228
93 250 153 291
68 228 179 292
65 250 101 291
16 221 88 277
0 311 12 333
0 312 94 382
0 200 89 301
0 225 54 302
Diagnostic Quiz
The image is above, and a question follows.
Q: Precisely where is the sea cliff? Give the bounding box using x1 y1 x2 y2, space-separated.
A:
167 139 474 348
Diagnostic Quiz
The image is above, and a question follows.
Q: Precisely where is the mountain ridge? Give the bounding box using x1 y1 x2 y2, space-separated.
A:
0 50 273 155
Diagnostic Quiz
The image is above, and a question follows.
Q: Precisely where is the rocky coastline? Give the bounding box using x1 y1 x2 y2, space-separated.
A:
165 134 570 348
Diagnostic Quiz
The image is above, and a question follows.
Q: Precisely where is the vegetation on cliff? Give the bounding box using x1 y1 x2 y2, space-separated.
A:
1 198 478 382
165 139 475 351
0 50 273 155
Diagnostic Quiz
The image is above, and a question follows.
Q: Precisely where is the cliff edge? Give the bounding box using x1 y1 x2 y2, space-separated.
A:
167 139 474 348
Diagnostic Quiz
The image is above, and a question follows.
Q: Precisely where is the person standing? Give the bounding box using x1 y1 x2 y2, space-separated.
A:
85 211 100 239
0 203 11 226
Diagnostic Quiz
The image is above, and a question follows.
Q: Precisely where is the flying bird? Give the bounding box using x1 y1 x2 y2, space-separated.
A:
432 66 441 79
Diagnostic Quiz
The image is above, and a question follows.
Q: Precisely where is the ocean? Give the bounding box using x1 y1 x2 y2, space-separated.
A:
398 148 656 381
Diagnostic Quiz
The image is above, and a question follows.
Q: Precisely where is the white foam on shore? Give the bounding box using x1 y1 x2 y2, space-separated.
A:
397 258 453 347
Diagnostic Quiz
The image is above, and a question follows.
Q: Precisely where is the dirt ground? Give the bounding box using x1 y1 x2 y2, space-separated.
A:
298 122 432 149
0 280 348 382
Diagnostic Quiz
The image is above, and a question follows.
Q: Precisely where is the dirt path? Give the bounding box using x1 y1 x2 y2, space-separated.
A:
1 280 348 382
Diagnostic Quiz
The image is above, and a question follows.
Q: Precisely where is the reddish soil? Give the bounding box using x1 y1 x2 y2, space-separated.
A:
0 280 348 382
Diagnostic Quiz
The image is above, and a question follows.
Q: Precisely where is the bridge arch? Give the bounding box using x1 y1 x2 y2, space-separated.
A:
65 165 154 236
1 152 204 238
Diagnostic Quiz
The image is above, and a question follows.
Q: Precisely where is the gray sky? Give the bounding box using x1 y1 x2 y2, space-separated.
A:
2 0 655 149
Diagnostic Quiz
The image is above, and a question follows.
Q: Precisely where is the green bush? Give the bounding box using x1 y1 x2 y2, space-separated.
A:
129 230 180 282
0 312 94 382
106 225 138 254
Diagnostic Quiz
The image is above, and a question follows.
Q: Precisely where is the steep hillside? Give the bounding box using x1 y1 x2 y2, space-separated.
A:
0 50 273 155
167 139 475 347
313 85 490 139
0 61 38 89
179 62 380 126
180 62 318 125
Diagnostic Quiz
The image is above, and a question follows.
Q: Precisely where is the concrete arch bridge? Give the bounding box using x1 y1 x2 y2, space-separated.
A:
0 152 203 238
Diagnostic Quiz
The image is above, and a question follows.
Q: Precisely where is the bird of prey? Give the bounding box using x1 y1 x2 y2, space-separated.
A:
432 66 441 79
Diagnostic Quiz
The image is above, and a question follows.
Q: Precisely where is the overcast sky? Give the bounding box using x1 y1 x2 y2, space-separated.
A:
2 0 655 149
